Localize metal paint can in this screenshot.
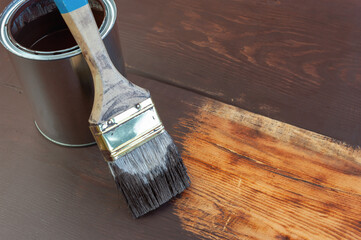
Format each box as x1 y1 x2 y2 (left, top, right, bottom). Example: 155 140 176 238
0 0 125 146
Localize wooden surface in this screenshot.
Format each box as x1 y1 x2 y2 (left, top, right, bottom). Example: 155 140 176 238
2 0 361 239
114 0 361 147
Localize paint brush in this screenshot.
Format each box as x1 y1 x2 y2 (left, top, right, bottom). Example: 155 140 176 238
53 0 190 217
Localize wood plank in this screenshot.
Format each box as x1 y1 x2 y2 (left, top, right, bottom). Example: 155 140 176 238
0 76 198 240
1 65 361 239
175 102 361 240
133 74 361 240
2 0 361 146
1 1 361 237
112 0 361 146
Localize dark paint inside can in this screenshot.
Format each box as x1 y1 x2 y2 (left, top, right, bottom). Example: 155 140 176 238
8 0 105 52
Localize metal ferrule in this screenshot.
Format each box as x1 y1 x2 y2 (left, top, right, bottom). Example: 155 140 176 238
89 98 165 162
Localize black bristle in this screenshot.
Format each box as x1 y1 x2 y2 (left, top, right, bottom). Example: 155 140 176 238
108 131 190 218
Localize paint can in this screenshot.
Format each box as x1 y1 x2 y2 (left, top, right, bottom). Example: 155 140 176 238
0 0 125 147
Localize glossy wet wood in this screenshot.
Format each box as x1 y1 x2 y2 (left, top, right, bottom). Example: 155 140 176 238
2 0 361 239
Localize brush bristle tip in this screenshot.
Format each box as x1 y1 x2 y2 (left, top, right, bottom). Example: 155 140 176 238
108 131 190 217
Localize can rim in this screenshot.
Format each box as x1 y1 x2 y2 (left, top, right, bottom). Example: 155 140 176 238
0 0 117 61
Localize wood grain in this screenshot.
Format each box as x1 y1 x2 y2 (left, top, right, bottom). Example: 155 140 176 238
130 74 361 239
3 0 361 145
113 0 361 146
133 74 361 239
2 0 361 239
173 98 361 239
1 66 361 239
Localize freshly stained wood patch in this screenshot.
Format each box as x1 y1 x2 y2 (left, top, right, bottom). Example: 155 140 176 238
173 98 361 239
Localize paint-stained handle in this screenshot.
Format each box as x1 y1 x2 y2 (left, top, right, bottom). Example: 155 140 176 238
53 0 149 124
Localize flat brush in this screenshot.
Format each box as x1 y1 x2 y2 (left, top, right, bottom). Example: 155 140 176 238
53 0 190 217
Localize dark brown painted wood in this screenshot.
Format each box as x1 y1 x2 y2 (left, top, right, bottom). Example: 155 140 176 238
2 71 361 239
0 74 198 240
2 0 361 145
2 0 361 239
112 0 361 146
133 74 361 240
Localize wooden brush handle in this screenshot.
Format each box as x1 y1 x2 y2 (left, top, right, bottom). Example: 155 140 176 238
54 0 150 124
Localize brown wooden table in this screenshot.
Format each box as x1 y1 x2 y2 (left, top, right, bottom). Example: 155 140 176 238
1 0 361 239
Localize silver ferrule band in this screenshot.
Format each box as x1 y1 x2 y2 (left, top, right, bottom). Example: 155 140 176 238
90 98 165 162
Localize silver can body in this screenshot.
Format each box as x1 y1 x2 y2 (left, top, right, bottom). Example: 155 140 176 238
0 0 125 146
